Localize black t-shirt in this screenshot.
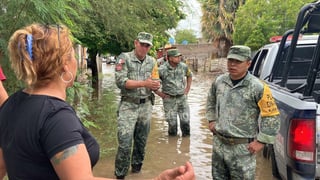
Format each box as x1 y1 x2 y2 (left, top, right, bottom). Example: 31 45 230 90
0 90 99 179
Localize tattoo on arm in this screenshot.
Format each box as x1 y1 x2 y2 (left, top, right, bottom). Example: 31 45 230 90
51 145 79 165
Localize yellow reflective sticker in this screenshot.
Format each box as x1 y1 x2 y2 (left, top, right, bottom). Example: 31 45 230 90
258 84 280 117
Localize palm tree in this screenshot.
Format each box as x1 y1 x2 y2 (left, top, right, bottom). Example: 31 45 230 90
201 0 245 57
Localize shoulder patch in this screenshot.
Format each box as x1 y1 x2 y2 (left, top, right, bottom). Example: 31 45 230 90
119 59 125 64
116 58 125 71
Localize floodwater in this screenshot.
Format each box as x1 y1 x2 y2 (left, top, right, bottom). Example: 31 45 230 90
92 64 275 180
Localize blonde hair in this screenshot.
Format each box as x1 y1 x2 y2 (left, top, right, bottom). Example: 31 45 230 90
8 23 73 89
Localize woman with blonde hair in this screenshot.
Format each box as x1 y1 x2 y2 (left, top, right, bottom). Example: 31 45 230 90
0 23 194 180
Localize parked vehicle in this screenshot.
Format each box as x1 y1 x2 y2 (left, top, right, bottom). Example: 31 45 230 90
250 35 318 81
106 56 116 64
249 1 320 179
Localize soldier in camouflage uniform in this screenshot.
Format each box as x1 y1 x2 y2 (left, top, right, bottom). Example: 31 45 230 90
206 45 280 180
114 32 161 179
157 55 167 66
155 49 192 136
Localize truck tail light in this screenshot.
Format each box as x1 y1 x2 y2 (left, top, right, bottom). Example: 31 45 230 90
288 119 315 163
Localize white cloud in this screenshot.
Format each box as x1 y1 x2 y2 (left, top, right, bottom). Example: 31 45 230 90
177 0 202 38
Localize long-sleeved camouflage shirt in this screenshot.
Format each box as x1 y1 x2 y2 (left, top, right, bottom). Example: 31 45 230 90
158 62 192 96
115 50 158 99
206 73 280 144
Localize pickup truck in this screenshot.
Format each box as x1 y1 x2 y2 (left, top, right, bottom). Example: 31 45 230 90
249 1 320 179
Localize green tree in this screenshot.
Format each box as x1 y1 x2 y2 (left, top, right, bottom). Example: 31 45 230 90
0 0 185 89
76 0 185 82
175 29 198 44
233 0 311 50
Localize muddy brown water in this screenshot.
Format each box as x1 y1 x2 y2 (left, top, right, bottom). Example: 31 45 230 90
92 64 275 179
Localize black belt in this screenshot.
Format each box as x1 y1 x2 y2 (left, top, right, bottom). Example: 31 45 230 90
214 131 254 145
121 96 150 104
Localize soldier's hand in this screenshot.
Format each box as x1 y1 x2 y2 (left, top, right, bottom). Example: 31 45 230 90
144 78 160 91
208 121 216 134
184 87 190 95
156 91 169 99
247 140 265 154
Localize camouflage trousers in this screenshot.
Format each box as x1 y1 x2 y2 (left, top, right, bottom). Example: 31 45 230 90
114 100 152 177
163 95 190 136
211 136 256 180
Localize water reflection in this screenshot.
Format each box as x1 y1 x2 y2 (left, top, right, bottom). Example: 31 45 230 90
93 64 273 179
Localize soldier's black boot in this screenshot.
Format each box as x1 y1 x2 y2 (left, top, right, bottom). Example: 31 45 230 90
182 131 190 137
168 125 177 136
131 163 142 173
182 124 190 137
168 130 177 136
116 175 125 179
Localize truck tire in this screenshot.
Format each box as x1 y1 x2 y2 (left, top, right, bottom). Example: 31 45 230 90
270 145 282 179
263 144 271 159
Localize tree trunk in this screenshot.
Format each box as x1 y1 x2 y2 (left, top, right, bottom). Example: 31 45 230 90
87 48 99 85
213 36 232 58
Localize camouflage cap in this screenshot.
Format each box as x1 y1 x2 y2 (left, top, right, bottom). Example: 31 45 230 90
167 49 182 57
137 32 153 46
227 45 251 61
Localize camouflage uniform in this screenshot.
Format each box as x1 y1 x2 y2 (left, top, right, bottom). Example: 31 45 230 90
114 49 158 177
158 60 193 136
206 72 280 179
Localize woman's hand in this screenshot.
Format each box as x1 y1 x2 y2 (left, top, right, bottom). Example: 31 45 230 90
154 162 195 180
